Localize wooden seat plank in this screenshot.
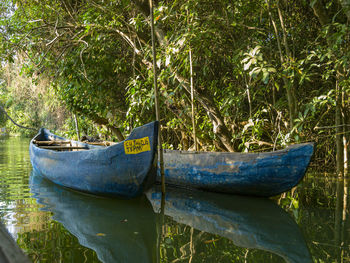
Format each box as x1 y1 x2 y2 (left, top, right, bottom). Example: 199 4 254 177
34 140 71 145
39 146 88 150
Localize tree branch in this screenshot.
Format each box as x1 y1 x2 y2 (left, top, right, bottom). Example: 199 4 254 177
0 105 37 131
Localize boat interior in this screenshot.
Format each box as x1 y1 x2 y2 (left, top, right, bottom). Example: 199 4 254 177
33 139 88 151
32 138 115 151
32 128 118 151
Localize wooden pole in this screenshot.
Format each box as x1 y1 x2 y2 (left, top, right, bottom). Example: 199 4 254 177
343 90 348 174
189 48 198 151
149 0 165 194
336 78 344 176
73 114 81 141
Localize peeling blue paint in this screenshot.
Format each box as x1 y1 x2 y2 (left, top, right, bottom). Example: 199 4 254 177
30 121 159 198
157 143 314 197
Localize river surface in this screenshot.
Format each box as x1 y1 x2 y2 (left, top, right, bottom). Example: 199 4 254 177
0 137 348 263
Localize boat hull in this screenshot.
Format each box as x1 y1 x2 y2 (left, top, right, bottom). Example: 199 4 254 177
30 121 158 198
157 143 314 197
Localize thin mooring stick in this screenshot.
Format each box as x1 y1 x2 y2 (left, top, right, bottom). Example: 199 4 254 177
149 0 165 194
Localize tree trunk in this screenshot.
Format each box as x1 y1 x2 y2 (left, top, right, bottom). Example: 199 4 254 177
312 0 331 26
173 75 235 152
162 93 226 150
181 129 189 150
83 111 125 141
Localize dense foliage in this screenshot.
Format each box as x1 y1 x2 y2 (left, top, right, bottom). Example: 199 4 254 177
0 0 349 171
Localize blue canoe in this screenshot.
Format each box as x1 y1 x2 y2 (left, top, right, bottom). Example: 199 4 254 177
158 142 314 197
29 121 158 198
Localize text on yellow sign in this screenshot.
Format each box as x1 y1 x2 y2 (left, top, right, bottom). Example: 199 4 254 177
124 137 151 154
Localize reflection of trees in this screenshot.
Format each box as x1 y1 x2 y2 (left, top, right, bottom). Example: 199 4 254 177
0 138 31 200
17 221 100 262
0 137 32 233
280 176 350 263
0 138 99 262
158 219 284 263
13 199 49 233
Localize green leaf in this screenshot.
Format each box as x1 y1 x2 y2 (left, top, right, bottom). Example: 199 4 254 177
243 60 252 70
274 82 280 91
262 71 269 84
249 67 261 78
251 45 261 56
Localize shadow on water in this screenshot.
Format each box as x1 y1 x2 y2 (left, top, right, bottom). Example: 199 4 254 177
29 171 157 263
147 186 312 263
30 170 311 263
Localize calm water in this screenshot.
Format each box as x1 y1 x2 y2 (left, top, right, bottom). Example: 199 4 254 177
0 137 349 263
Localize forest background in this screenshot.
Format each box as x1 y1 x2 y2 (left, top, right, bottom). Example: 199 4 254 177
0 0 349 174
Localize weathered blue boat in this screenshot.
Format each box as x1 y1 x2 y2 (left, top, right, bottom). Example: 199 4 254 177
29 121 158 198
158 142 314 197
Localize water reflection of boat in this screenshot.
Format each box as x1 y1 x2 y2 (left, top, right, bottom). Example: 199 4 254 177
146 186 312 263
30 170 312 263
29 171 157 263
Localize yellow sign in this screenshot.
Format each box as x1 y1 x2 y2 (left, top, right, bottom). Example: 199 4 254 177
124 137 151 154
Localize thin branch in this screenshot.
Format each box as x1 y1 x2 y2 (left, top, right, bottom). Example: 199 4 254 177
0 105 37 131
237 23 267 31
76 38 91 82
315 124 350 130
58 0 76 22
46 19 60 46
